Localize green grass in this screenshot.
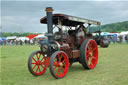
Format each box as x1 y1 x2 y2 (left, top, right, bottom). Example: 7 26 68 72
0 44 128 85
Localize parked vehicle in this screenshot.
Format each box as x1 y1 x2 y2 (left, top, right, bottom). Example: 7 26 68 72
93 31 109 48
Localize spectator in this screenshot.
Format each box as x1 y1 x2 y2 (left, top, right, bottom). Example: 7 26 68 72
0 40 3 45
20 40 23 45
30 39 33 45
25 40 27 45
28 40 30 45
125 35 128 43
118 35 123 43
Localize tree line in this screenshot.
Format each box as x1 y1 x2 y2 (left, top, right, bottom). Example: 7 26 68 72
1 21 128 37
90 21 128 32
1 32 39 37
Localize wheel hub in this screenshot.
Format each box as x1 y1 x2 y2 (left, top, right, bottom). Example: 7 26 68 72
36 61 41 65
59 62 63 66
55 62 63 67
89 51 93 57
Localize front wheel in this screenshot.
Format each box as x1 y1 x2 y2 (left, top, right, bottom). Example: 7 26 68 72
49 51 69 79
80 39 98 69
28 50 47 76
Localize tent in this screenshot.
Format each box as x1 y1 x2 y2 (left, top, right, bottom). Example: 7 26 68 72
120 31 128 35
92 32 110 36
0 37 6 41
34 34 47 38
120 31 128 41
16 37 29 41
26 34 38 40
100 32 109 36
6 36 17 40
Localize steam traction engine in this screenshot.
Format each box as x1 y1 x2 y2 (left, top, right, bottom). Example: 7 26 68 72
28 7 101 79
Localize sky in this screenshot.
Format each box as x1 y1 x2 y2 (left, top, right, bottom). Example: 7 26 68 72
1 0 128 33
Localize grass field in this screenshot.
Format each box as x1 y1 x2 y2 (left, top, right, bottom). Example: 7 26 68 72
0 44 128 85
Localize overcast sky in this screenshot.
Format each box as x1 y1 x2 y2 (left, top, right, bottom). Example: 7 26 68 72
1 0 128 33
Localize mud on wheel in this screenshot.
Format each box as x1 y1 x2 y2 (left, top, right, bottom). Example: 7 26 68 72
80 39 98 69
49 51 69 79
28 50 47 76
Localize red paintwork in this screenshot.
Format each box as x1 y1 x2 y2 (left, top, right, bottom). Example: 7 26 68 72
30 51 50 75
26 34 38 40
109 32 119 33
28 8 100 78
85 40 98 69
43 57 51 67
52 52 69 78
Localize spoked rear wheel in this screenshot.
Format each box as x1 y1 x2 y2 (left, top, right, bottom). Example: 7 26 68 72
28 50 47 76
80 39 98 69
50 51 69 79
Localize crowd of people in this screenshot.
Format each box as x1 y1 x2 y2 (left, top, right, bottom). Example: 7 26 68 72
0 39 39 45
103 34 128 44
0 34 128 46
125 35 128 43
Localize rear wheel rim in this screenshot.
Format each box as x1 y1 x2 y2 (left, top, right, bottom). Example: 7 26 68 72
50 51 69 78
29 51 47 75
86 40 98 69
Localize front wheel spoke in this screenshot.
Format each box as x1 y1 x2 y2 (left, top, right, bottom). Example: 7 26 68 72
53 66 57 71
32 57 37 62
41 61 45 64
61 66 65 71
36 54 39 61
54 58 58 65
56 67 60 75
53 62 58 66
58 56 62 62
31 63 36 64
54 58 57 62
38 53 41 60
32 64 37 70
38 66 41 73
62 60 65 63
36 65 39 73
58 54 62 58
40 57 45 62
58 67 61 74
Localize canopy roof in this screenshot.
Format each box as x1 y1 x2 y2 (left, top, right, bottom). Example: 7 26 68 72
34 34 47 38
16 37 29 41
0 37 6 41
40 14 101 26
120 31 128 35
26 34 38 40
6 36 17 40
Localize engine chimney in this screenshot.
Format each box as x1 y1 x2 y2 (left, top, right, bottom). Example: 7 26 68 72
45 7 54 41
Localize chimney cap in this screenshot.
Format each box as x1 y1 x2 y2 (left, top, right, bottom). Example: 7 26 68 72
45 7 54 12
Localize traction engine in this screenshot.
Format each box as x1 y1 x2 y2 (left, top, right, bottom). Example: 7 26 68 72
28 7 100 79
